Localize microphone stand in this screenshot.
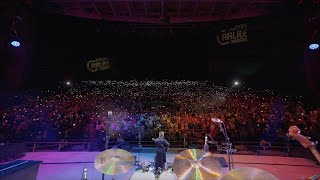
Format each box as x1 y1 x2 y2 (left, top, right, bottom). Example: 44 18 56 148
138 131 141 163
212 118 236 170
204 134 209 152
81 166 87 180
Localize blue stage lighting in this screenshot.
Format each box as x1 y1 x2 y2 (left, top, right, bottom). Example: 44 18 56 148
11 40 21 47
309 43 319 50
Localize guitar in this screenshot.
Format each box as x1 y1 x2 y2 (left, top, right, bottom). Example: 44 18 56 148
287 126 320 164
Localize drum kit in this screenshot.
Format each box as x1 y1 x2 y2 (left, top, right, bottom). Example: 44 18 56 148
94 148 280 180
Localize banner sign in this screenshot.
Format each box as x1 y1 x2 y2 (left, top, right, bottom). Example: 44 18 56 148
87 57 111 72
216 24 248 45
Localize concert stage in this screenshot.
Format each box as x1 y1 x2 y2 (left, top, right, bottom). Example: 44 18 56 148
17 150 320 180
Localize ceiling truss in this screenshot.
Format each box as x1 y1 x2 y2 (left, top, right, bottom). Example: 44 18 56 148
46 0 282 24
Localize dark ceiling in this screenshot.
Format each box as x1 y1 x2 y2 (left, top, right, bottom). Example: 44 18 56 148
45 0 283 24
1 0 320 99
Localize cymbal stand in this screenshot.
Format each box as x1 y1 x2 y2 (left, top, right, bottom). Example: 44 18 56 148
217 122 236 170
105 135 110 150
101 174 116 180
82 166 87 180
137 131 141 164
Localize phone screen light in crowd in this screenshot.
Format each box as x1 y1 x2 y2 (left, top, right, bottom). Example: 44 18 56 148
309 43 319 50
234 81 239 86
66 81 71 86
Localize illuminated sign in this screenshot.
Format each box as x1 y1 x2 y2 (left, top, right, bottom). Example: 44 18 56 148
216 24 248 45
86 57 111 72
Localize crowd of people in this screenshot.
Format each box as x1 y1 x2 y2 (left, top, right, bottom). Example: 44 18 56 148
0 80 319 147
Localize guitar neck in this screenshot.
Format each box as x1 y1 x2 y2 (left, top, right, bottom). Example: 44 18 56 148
309 146 320 164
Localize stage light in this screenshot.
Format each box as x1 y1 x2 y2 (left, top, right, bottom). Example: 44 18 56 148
66 81 71 86
234 81 239 86
10 40 21 47
9 16 23 48
309 43 319 50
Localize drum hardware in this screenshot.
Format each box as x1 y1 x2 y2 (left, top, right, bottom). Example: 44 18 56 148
137 160 152 172
130 170 156 180
158 170 178 180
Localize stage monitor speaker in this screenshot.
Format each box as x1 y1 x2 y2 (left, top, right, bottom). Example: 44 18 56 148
0 143 26 162
0 160 42 180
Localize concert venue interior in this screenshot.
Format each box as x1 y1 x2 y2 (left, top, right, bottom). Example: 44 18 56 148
1 0 320 180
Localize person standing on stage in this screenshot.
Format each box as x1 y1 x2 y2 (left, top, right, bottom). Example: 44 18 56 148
152 131 170 174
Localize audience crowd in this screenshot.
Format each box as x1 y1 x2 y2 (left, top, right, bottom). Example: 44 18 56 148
0 81 319 146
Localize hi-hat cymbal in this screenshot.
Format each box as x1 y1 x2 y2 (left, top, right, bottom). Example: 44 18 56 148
173 149 222 180
221 167 279 180
94 148 135 175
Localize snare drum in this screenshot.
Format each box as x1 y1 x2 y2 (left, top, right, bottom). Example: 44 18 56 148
159 171 178 180
130 170 155 180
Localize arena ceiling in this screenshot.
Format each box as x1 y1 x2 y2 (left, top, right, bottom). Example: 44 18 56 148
38 0 319 57
2 1 318 33
0 0 319 93
45 0 283 24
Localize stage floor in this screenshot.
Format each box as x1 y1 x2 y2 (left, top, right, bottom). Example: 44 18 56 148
17 151 320 180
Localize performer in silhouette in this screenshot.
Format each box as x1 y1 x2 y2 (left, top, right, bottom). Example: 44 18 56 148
152 131 170 175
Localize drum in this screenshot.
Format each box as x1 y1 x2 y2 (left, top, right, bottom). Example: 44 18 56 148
130 170 155 180
159 170 178 180
139 160 152 172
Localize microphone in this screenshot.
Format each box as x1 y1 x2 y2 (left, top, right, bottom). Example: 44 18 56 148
82 167 87 180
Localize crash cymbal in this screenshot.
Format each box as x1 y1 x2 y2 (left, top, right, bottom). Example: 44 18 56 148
221 167 279 180
94 148 135 175
173 149 222 180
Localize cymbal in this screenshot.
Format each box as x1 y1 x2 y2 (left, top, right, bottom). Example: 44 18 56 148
173 149 222 180
221 167 279 180
94 148 135 175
